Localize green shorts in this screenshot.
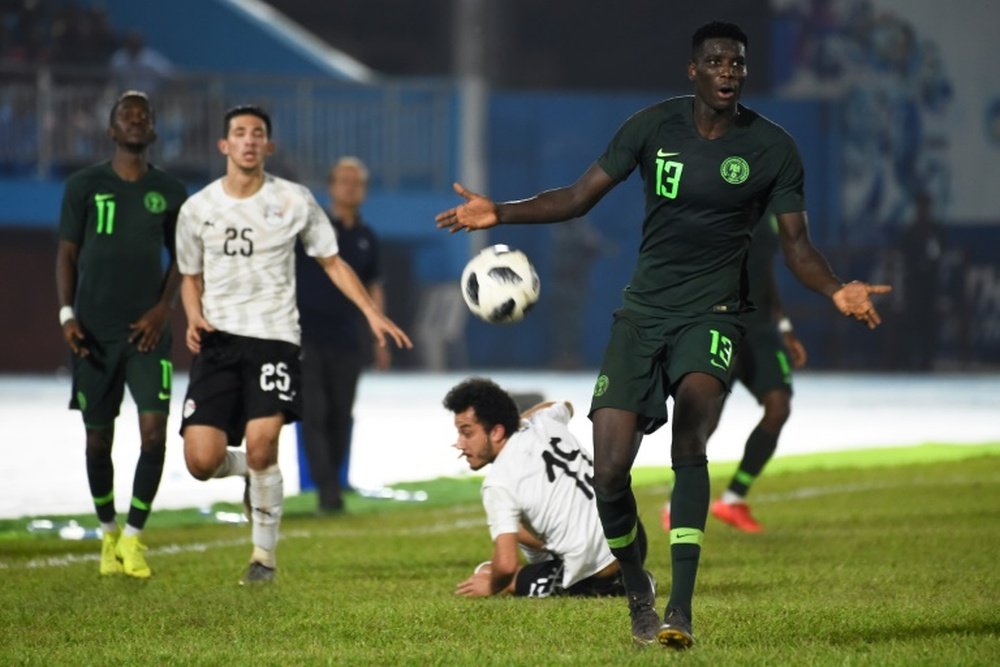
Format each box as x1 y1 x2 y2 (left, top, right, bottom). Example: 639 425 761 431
589 309 744 434
69 332 173 428
733 322 794 399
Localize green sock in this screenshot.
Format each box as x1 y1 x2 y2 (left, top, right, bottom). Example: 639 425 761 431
86 451 116 524
595 483 650 594
126 448 165 530
667 457 709 619
729 426 779 497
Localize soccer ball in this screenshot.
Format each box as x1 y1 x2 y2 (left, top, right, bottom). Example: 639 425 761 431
460 244 540 324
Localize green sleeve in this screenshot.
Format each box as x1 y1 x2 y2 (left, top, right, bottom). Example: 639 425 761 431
58 175 88 244
767 136 806 215
597 109 647 183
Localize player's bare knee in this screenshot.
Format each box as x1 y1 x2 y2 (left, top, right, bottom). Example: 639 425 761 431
592 462 631 497
84 428 114 457
139 438 166 457
245 445 278 472
183 440 225 480
138 415 167 449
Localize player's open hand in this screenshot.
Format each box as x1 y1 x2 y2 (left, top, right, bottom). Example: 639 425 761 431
368 313 413 351
783 332 808 368
129 302 170 352
185 316 215 354
832 280 893 330
435 182 499 233
455 568 493 597
62 319 90 357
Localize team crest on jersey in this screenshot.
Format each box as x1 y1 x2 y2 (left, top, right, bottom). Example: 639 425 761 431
720 156 750 184
593 374 609 397
144 191 166 213
264 205 285 227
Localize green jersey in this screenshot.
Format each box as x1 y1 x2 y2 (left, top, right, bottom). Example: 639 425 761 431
597 95 804 316
59 161 187 339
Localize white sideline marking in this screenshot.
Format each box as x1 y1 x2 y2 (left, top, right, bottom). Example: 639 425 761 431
0 518 485 571
752 473 1000 503
5 473 997 571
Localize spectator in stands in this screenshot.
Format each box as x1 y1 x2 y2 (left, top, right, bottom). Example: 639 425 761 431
296 156 390 514
109 30 173 94
52 2 117 67
897 193 945 370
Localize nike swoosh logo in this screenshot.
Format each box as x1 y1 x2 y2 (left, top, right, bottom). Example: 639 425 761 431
656 150 680 158
158 392 171 400
674 532 699 539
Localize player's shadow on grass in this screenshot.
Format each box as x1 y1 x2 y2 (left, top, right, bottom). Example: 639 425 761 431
695 579 778 596
826 619 1000 646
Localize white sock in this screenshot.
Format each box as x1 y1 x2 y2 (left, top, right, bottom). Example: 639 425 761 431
249 464 283 564
212 449 248 479
123 524 141 538
721 490 746 505
101 521 119 536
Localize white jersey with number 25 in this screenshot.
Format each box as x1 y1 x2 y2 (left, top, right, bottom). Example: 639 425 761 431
176 173 338 346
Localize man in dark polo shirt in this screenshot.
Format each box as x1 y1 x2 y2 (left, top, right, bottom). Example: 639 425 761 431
296 157 389 514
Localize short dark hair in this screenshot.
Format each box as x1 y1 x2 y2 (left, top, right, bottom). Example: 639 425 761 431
691 21 748 58
223 104 272 138
443 378 520 439
109 90 152 126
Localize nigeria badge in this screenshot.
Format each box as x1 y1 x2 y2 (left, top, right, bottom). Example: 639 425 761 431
720 156 749 185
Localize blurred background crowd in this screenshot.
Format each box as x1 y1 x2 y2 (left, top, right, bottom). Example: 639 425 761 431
1 0 998 375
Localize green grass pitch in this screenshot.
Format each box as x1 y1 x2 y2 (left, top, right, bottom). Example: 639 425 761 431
1 443 998 665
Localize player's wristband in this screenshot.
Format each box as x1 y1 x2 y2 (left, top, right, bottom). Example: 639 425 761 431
59 305 76 326
777 317 793 334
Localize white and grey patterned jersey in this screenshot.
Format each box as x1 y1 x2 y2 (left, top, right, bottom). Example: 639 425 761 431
481 402 615 588
176 173 338 345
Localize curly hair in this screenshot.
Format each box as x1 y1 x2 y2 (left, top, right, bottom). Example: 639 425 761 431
443 377 519 438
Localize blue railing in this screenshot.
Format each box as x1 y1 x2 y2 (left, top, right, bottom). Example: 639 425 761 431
0 64 457 192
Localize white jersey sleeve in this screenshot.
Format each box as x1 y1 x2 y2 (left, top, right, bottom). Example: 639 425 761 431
176 196 204 276
298 189 339 258
481 485 520 540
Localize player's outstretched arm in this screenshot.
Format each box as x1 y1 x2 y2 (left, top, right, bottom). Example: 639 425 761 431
317 254 413 350
777 211 892 329
435 182 499 233
435 162 617 233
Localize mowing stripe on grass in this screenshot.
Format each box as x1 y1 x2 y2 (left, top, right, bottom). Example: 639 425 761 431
0 517 485 571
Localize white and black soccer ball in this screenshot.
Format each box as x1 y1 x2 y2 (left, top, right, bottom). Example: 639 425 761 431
460 244 540 324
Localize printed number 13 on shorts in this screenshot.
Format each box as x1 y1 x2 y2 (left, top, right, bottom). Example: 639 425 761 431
709 329 733 370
